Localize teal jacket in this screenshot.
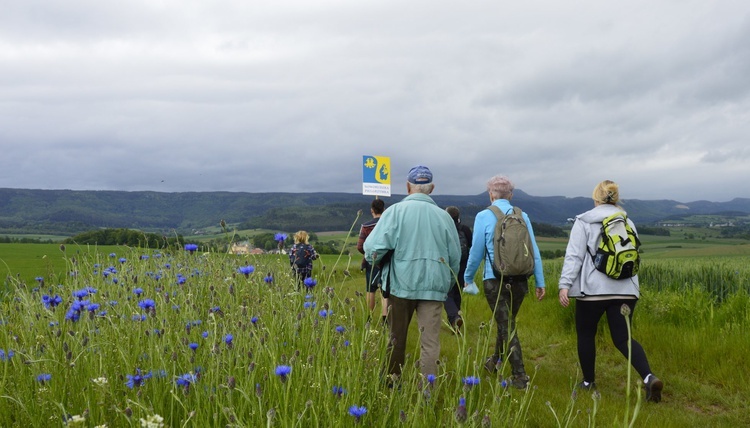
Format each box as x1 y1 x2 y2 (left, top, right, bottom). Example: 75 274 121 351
463 199 546 288
364 193 461 301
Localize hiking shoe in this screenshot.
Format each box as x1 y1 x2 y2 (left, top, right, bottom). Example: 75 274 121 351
577 381 597 391
508 374 529 390
483 356 500 374
644 376 663 403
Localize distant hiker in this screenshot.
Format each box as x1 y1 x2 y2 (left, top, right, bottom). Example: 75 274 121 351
357 198 388 323
364 165 461 380
443 206 472 333
558 180 663 402
463 174 546 389
289 230 319 286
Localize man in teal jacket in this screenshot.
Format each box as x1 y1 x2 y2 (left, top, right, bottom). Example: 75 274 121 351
464 174 546 389
364 165 461 379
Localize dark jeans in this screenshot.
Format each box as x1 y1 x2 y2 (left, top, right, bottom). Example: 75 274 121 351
575 299 652 383
484 277 528 376
364 263 381 293
443 282 462 324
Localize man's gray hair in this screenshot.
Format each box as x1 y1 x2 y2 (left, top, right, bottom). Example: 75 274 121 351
487 175 514 200
409 182 434 195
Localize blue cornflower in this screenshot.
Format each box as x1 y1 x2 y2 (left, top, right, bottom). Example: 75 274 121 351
263 275 273 283
224 334 234 346
35 276 44 282
36 373 52 383
109 300 118 306
87 303 100 312
238 265 255 276
463 376 480 387
0 349 15 361
109 253 116 258
210 306 221 313
251 316 258 324
49 321 59 327
427 374 436 385
65 309 80 322
97 310 107 317
335 325 346 334
305 294 314 300
119 257 127 264
344 340 350 347
74 299 90 309
304 277 317 288
348 405 367 422
303 301 316 309
72 289 89 300
138 299 156 311
201 331 209 338
133 288 144 296
189 342 199 351
332 385 346 397
42 294 63 308
455 397 467 423
185 244 199 253
274 233 287 243
132 314 147 321
175 373 197 388
140 255 149 260
318 309 330 318
177 275 187 285
275 365 292 382
501 379 508 388
125 369 151 389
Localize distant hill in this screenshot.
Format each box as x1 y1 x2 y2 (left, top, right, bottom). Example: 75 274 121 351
1 188 749 236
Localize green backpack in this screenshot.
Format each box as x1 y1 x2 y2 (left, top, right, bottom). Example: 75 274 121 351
589 212 641 279
488 206 535 278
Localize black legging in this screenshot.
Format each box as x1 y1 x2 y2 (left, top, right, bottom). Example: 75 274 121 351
575 299 652 383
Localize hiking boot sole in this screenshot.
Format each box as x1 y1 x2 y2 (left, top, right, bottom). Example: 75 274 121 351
646 378 663 403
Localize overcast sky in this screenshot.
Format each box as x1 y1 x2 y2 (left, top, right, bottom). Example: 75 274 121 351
1 1 748 202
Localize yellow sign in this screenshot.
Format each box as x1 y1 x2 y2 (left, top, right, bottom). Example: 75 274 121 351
362 155 391 196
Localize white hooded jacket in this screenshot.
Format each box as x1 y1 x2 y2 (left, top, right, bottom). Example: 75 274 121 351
558 204 640 298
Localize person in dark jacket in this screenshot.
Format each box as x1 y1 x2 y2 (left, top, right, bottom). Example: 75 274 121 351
289 230 319 287
443 206 472 333
357 198 387 323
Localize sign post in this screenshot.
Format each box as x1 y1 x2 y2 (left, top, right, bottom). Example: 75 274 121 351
362 155 391 197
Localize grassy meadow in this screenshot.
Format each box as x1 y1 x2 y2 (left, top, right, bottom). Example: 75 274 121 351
0 230 748 427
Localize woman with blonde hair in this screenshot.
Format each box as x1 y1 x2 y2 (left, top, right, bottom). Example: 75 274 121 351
558 180 664 402
289 230 319 286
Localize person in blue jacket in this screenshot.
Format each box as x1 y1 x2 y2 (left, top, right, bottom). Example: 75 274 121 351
464 174 546 389
364 165 461 380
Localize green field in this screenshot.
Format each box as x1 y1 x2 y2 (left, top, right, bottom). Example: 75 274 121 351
0 233 748 426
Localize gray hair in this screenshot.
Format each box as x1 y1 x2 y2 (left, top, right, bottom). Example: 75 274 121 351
408 182 434 195
486 175 514 200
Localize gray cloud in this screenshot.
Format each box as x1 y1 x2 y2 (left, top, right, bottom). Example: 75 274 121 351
1 0 749 203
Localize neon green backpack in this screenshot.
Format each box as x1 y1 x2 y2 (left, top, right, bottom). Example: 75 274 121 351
589 212 641 279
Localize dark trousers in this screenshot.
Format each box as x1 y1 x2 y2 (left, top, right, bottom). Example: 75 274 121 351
443 282 462 324
575 299 652 383
484 277 528 376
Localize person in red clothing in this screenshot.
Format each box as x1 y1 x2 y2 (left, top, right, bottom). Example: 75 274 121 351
357 198 387 323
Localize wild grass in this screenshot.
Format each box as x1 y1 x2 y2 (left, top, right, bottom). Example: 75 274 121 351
0 240 748 426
